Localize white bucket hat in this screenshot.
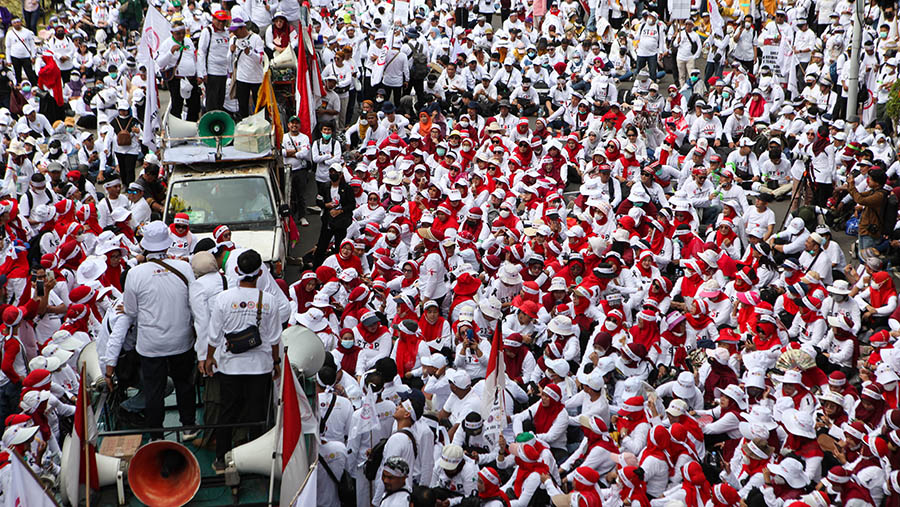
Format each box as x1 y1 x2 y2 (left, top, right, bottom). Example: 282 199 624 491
139 221 172 252
548 315 575 336
499 264 523 285
297 308 327 332
743 404 777 430
767 457 809 488
714 384 748 410
672 371 699 399
782 408 816 439
479 297 502 320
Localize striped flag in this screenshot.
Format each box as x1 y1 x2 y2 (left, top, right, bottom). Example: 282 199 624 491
280 354 311 504
296 20 323 136
64 366 99 507
480 319 506 447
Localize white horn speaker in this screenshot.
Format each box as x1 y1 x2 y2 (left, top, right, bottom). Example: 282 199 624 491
77 341 103 390
60 434 125 504
271 47 297 69
166 116 198 146
282 326 326 378
225 426 282 479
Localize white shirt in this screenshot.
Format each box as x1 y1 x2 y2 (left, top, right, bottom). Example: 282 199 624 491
190 270 227 362
156 37 198 78
197 27 231 78
5 27 36 61
283 132 311 171
208 285 288 375
107 255 195 362
230 33 266 84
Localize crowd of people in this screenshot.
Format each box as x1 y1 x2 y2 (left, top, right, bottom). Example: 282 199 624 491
0 0 899 505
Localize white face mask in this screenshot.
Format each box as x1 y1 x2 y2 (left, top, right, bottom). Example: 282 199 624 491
462 145 472 152
499 209 511 218
459 121 469 128
605 320 617 331
386 232 398 241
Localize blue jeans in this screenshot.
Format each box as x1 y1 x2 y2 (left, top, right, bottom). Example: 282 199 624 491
859 234 879 260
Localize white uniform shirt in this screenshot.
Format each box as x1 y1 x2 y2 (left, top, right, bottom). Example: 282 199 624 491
208 285 288 375
156 37 198 78
108 255 195 362
197 26 231 78
230 32 266 84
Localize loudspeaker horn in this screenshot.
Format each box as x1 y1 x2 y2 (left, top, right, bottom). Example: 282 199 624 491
197 110 235 148
167 115 199 143
127 441 201 507
282 325 326 377
77 341 103 390
226 426 280 479
60 434 126 504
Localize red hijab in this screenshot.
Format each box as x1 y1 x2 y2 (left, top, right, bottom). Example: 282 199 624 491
533 383 565 433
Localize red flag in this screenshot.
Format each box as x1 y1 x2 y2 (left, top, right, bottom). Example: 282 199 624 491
280 354 310 503
480 319 506 446
484 319 504 379
296 22 313 137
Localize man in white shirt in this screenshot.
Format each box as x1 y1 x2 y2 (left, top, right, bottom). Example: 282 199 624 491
5 18 37 84
15 103 53 139
104 221 197 440
379 39 409 107
228 18 266 119
635 11 666 81
197 10 233 112
125 182 152 226
156 21 201 121
97 176 129 228
283 116 312 226
202 249 288 472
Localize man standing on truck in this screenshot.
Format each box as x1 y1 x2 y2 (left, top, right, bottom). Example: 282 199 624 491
198 11 233 113
228 18 266 120
157 21 202 121
283 116 312 227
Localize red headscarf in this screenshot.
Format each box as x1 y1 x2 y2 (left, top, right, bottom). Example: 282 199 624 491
478 468 510 507
512 444 549 497
619 466 651 507
533 383 565 433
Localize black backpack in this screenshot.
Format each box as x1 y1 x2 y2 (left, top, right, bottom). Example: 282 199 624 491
363 429 418 480
881 188 899 236
411 42 429 80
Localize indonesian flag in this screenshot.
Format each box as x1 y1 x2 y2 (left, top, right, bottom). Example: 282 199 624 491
280 354 313 504
708 0 724 38
7 449 57 506
480 319 506 447
296 20 324 137
142 55 160 151
64 365 99 507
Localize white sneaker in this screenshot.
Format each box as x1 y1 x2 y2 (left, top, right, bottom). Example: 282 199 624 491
300 218 310 227
307 206 322 213
181 429 201 441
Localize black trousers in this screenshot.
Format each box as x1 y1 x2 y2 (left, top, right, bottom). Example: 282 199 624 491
169 76 202 121
11 56 37 85
236 80 260 119
384 85 404 108
205 74 228 112
315 215 349 264
140 349 196 439
291 169 309 219
214 372 272 459
115 152 139 187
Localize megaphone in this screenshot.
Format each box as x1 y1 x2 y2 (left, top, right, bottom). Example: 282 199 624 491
167 115 199 146
128 441 201 507
226 426 280 479
197 110 235 148
271 47 297 69
60 434 126 504
282 326 326 378
77 341 103 390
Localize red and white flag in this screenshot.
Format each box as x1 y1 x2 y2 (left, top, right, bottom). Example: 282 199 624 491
64 366 99 507
7 449 58 506
296 20 323 137
480 320 507 446
280 355 313 504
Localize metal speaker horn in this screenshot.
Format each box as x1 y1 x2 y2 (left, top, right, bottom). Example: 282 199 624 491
197 110 235 148
60 435 125 502
226 426 281 478
166 116 198 145
127 441 201 507
281 325 326 377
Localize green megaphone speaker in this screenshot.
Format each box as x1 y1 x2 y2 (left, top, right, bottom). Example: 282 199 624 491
197 110 235 148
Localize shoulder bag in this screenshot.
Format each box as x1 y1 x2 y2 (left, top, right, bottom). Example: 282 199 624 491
224 290 264 354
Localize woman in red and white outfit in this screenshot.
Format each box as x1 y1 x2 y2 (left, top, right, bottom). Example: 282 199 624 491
168 212 195 259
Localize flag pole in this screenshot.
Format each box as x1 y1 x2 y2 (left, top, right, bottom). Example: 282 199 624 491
81 363 91 507
268 346 288 506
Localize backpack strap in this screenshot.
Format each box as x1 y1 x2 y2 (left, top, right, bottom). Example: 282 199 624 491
319 392 338 434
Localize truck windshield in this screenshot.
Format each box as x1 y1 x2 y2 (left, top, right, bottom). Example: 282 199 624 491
166 176 276 231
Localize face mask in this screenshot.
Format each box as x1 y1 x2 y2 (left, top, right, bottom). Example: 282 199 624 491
459 121 469 128
376 97 384 102
723 92 730 99
462 145 472 152
22 86 31 93
605 320 617 331
744 22 752 28
436 147 446 156
66 127 74 133
882 32 889 39
690 76 698 82
110 72 118 79
322 133 332 141
386 232 398 241
50 147 60 155
341 339 355 348
499 209 511 218
329 172 341 182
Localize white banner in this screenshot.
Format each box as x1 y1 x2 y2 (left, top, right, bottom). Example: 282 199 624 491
143 56 159 151
7 451 58 507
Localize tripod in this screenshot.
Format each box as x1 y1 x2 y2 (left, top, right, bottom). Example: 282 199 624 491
779 159 816 231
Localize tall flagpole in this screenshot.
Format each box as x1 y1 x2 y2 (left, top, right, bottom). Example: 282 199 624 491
268 347 288 506
82 364 91 507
